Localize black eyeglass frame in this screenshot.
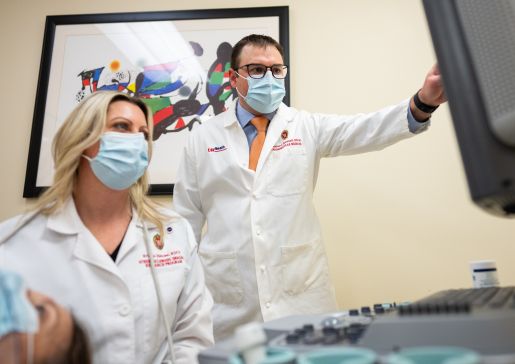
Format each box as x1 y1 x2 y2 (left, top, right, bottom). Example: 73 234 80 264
237 63 289 79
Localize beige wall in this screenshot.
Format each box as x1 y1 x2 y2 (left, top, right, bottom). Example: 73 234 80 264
1 0 514 310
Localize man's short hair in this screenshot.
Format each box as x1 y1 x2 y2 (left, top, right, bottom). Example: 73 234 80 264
231 34 284 70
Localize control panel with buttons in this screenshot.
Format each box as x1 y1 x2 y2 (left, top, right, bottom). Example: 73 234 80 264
199 289 515 364
268 304 393 352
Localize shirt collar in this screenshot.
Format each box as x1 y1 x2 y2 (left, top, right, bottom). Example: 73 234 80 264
236 100 277 128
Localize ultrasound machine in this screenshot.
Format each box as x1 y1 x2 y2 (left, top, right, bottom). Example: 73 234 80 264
199 0 515 362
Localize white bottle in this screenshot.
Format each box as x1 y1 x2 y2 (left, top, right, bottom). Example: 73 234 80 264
470 260 500 288
234 322 267 364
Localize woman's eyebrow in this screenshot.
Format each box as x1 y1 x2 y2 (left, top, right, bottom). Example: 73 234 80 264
109 116 133 123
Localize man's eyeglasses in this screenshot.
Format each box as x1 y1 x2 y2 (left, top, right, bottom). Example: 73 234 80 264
237 64 288 79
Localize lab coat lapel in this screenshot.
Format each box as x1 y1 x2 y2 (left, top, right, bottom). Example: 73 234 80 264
47 198 124 281
224 104 249 168
255 103 292 178
114 207 140 264
72 230 124 281
223 106 254 188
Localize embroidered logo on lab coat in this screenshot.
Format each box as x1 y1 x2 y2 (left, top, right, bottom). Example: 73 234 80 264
153 233 164 250
281 130 288 140
138 250 185 268
272 138 303 151
207 145 227 153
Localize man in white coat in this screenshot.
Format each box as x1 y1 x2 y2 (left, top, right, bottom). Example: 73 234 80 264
173 34 446 341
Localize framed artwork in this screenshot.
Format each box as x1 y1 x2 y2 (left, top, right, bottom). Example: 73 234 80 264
23 6 289 197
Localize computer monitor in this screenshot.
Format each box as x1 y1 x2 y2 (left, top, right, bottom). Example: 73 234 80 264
422 0 515 217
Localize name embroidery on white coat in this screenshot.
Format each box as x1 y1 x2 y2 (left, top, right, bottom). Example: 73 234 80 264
207 145 227 153
272 138 303 151
138 250 184 268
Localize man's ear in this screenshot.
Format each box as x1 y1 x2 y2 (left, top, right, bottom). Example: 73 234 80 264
229 69 238 88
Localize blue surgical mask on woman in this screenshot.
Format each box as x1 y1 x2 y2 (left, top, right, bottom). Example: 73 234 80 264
82 132 148 190
0 270 39 338
237 71 286 114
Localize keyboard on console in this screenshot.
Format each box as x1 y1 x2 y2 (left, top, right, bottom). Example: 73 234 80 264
408 286 515 311
360 286 515 355
267 287 515 356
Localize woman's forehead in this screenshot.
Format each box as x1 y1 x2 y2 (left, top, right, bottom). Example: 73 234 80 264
107 101 148 128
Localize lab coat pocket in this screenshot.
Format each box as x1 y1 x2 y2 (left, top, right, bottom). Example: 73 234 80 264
280 240 326 296
266 147 307 196
198 250 244 305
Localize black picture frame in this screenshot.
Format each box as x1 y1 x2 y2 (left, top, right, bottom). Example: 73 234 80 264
23 6 290 197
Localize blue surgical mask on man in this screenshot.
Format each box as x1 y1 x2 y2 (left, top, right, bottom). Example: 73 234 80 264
237 71 286 114
82 132 148 190
0 270 39 338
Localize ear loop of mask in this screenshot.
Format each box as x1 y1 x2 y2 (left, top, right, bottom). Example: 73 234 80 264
233 71 249 100
26 333 34 364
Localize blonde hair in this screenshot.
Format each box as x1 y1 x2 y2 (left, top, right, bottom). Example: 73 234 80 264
34 91 169 235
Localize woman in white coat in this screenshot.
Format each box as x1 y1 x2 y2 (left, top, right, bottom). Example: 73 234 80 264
0 91 214 363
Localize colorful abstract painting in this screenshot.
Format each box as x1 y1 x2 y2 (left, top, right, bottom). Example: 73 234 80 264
75 41 235 141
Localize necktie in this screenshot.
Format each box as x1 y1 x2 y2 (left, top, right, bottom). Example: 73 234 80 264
248 116 269 171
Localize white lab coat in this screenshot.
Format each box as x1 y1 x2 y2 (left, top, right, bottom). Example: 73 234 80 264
173 100 417 340
0 198 214 364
